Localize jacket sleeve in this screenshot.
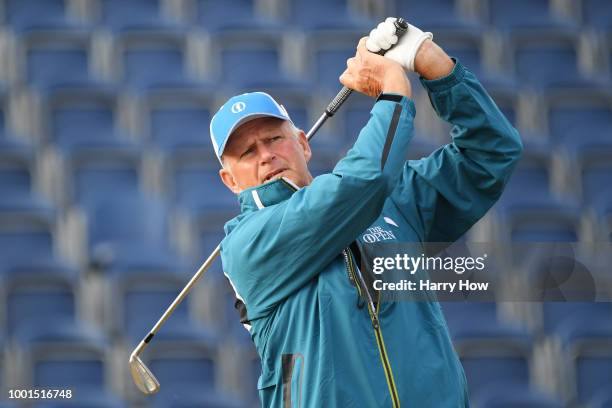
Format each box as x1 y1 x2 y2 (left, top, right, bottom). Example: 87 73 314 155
390 60 523 243
222 96 416 319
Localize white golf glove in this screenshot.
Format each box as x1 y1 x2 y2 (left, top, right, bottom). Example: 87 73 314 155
366 17 433 72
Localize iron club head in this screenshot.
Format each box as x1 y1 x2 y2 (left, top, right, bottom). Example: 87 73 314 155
129 353 160 394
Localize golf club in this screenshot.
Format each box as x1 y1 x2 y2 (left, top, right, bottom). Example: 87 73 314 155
129 18 409 395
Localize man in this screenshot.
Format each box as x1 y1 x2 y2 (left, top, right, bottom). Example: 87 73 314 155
210 18 522 407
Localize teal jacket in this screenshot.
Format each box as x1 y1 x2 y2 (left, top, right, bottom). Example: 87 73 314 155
221 61 522 407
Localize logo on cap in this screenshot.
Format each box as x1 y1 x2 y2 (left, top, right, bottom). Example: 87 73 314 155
231 102 246 113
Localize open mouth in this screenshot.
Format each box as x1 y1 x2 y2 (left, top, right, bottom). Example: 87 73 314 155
263 169 286 183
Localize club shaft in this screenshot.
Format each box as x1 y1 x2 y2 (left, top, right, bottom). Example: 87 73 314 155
133 244 221 355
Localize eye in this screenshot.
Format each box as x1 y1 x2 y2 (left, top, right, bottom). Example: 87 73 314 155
240 146 254 158
270 135 283 142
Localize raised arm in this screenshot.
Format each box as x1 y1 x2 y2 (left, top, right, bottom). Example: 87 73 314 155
392 39 523 242
222 40 417 318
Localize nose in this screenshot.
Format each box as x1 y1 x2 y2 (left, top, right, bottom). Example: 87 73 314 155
258 143 276 164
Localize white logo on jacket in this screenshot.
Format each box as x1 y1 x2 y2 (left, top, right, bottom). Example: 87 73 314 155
362 226 396 243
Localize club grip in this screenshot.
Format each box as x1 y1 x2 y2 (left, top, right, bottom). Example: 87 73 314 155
325 86 352 116
325 18 409 117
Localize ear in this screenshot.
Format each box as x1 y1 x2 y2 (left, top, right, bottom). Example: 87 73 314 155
297 130 312 163
219 167 241 194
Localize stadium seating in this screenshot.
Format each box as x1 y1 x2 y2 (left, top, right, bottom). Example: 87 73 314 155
473 384 564 408
196 0 276 32
307 30 364 89
581 0 612 32
3 0 78 31
392 0 480 31
285 0 372 31
167 159 238 212
214 30 304 89
509 29 592 88
3 261 78 335
143 88 215 150
84 191 179 270
19 29 97 89
555 312 612 405
0 203 57 270
114 30 199 89
14 320 113 395
482 0 576 30
44 87 131 149
96 0 176 30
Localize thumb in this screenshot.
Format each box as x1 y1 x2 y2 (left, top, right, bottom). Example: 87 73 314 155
339 69 356 89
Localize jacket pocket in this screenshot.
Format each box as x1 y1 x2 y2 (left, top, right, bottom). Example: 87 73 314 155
282 353 304 408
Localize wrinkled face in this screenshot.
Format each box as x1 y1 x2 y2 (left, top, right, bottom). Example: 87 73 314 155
219 117 313 194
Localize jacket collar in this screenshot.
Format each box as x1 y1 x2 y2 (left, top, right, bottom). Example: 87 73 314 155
238 177 299 213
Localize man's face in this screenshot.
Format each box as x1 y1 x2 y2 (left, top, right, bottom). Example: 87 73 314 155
219 117 313 194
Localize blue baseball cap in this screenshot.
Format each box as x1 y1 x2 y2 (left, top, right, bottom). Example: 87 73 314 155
210 92 293 164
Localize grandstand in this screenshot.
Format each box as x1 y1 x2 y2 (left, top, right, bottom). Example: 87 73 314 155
0 0 611 407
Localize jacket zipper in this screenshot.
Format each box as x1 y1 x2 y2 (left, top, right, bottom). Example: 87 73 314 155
344 248 400 408
280 177 400 407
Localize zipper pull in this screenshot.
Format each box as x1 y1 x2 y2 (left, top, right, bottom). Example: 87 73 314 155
371 315 380 330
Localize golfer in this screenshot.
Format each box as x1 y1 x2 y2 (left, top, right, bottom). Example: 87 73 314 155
209 17 522 407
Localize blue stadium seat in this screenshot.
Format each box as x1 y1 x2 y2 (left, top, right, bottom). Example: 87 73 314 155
3 261 78 336
215 30 304 89
167 156 238 212
0 204 57 271
97 0 176 30
84 192 177 270
308 31 363 90
456 326 533 398
544 88 612 146
483 0 575 30
131 332 220 402
61 148 142 207
144 89 215 150
151 387 245 408
392 0 480 31
197 0 277 32
108 270 196 340
4 0 79 31
502 142 553 197
579 149 612 205
16 320 110 393
21 30 98 89
590 389 612 408
116 31 200 89
286 0 372 31
434 31 485 77
474 383 564 408
555 312 612 404
581 0 612 32
541 302 611 334
502 204 581 242
45 87 133 149
0 148 36 204
510 30 592 88
440 301 498 335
